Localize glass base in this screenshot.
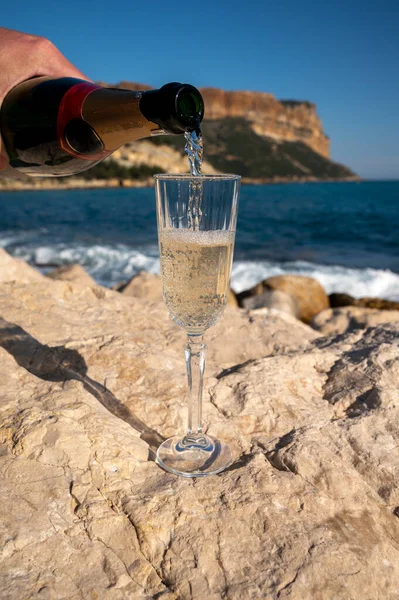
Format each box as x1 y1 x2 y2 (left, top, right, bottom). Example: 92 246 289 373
156 434 232 478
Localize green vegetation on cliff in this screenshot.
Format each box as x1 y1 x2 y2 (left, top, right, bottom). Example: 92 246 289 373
150 117 355 180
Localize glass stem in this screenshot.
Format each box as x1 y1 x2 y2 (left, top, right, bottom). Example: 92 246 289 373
184 335 206 437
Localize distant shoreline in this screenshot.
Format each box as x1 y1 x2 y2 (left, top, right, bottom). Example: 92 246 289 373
0 175 361 192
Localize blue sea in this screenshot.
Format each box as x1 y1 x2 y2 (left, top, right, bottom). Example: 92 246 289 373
0 180 398 299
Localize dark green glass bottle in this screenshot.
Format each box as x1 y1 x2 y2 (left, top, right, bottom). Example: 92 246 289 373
0 78 204 177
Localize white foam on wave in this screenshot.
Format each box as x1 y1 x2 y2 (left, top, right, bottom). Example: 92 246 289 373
0 229 47 249
6 241 399 300
231 260 399 301
13 243 160 286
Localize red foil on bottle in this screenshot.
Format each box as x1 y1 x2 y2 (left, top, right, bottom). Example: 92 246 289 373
57 82 108 160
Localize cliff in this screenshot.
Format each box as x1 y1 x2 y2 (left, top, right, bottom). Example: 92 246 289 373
201 88 330 158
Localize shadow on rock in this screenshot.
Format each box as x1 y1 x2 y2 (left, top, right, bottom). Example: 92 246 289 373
0 317 164 459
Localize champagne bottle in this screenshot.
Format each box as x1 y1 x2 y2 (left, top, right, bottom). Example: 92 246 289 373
0 77 204 177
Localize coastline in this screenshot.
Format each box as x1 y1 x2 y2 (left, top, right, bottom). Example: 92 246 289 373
0 174 361 192
0 180 397 303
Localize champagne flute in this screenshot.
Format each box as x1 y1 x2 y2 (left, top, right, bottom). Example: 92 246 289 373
155 174 240 477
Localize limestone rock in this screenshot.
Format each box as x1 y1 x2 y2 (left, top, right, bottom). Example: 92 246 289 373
46 263 97 286
201 88 330 158
240 288 300 317
329 292 357 307
0 247 43 283
118 271 163 300
227 288 238 307
113 140 219 175
330 292 399 311
358 296 399 310
238 274 329 323
0 252 399 599
236 280 264 306
265 274 329 323
312 306 399 335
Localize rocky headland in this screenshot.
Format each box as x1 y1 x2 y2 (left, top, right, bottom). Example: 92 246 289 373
0 250 398 599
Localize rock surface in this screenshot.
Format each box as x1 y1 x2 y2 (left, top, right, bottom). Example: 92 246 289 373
312 306 399 335
113 141 218 175
239 288 300 317
117 271 163 300
330 292 399 311
46 263 97 286
358 297 399 310
0 251 399 599
0 248 44 284
201 88 330 158
238 274 329 323
227 289 238 307
265 274 330 323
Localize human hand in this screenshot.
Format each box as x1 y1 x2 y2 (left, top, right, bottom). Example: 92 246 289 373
0 27 89 171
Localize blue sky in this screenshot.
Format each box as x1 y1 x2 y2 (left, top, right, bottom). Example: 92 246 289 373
3 0 399 178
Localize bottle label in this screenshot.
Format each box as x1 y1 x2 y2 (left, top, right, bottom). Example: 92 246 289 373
57 82 109 160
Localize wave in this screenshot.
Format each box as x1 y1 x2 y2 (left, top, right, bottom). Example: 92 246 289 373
10 242 160 287
2 237 399 300
231 261 399 300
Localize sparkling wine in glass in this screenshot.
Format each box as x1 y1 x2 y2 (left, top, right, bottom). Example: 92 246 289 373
155 174 240 477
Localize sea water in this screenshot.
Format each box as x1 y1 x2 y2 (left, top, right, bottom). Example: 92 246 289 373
0 181 398 299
